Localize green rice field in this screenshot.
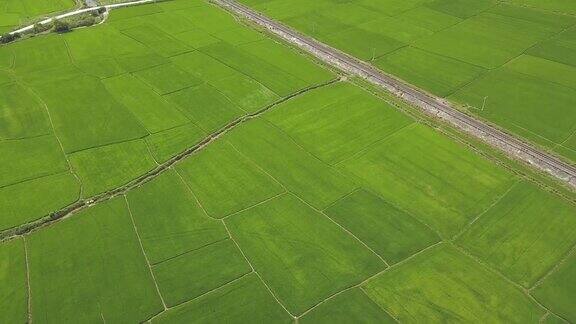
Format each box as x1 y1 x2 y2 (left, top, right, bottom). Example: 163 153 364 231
0 0 575 322
239 0 576 162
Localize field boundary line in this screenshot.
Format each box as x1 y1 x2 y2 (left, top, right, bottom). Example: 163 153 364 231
296 241 443 318
221 219 296 318
0 79 338 243
174 168 219 220
451 180 519 242
221 191 288 220
23 236 33 324
529 241 576 292
142 271 254 323
291 193 390 267
150 238 230 267
213 0 576 190
358 287 400 323
124 196 168 311
451 243 570 322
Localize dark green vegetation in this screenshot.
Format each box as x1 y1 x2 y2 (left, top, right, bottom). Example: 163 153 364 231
239 0 576 162
0 0 575 322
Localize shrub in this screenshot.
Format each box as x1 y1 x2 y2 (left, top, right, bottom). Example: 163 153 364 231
0 33 19 44
53 19 71 33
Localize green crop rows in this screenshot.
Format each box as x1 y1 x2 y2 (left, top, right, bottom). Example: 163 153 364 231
240 0 576 162
0 0 575 322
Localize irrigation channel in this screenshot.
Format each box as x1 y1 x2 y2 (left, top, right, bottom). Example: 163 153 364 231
213 0 576 190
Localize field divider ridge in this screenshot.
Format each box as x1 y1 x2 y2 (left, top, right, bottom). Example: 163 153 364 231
211 0 576 190
0 78 340 243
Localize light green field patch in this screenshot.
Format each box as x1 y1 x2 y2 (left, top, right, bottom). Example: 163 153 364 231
227 120 357 210
11 35 70 73
0 83 51 139
238 38 335 85
144 11 199 35
115 52 169 72
177 3 240 33
375 47 486 96
425 0 497 19
210 73 279 113
153 239 251 307
0 238 27 324
414 12 560 68
165 84 244 132
144 123 205 163
282 12 352 40
103 74 189 133
363 244 543 322
325 189 440 264
226 194 385 314
107 2 163 21
213 26 265 46
134 63 203 95
300 288 395 324
358 16 434 43
177 140 284 219
266 82 413 164
153 273 292 323
28 198 162 323
451 68 576 146
323 3 380 26
324 27 405 61
69 139 156 197
200 42 308 96
506 55 576 90
74 57 126 79
171 51 237 84
172 29 221 49
32 74 148 153
339 124 516 238
0 135 68 187
121 24 191 57
126 170 227 264
64 25 149 61
397 6 462 31
0 172 79 231
533 252 576 323
488 4 576 29
357 0 430 16
457 181 576 287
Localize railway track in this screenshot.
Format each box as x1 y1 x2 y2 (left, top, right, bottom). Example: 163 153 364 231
214 0 576 189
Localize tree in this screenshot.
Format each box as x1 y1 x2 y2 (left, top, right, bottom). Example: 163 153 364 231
0 33 19 44
53 19 71 33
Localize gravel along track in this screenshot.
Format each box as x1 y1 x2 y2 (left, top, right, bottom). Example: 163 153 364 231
213 0 576 190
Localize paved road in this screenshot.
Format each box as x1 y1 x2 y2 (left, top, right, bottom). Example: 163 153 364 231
214 0 576 189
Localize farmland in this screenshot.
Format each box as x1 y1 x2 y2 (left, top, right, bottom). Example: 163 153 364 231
238 0 576 162
0 0 575 323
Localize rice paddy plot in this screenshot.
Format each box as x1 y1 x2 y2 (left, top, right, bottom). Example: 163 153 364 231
226 194 385 314
212 26 265 46
144 123 206 164
165 83 244 133
134 63 203 95
209 73 279 113
31 74 148 153
125 170 228 264
527 27 576 68
456 181 576 288
299 288 396 324
425 0 497 19
451 67 576 148
338 124 516 238
533 252 576 322
121 24 191 58
9 36 71 73
374 46 486 97
152 239 251 307
227 119 357 210
200 42 308 97
0 172 79 231
362 244 544 322
152 273 292 323
238 38 335 85
103 74 190 133
0 82 51 140
325 189 440 264
28 198 163 323
265 82 413 164
69 139 157 197
171 51 238 84
177 140 284 219
0 238 27 324
0 135 68 188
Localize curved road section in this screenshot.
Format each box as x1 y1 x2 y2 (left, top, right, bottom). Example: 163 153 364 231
214 0 576 190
